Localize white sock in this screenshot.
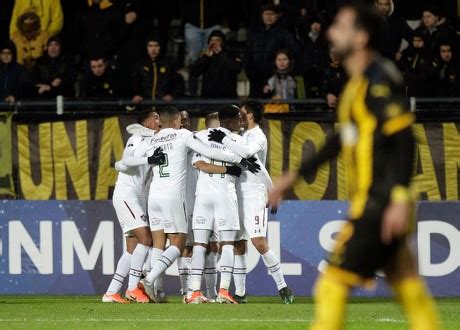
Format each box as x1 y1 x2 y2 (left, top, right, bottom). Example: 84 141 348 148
219 245 235 290
107 251 132 294
150 248 164 270
178 256 191 295
233 254 247 297
204 252 217 299
142 248 152 276
146 245 181 284
128 243 150 290
154 273 164 291
191 245 206 292
262 249 287 291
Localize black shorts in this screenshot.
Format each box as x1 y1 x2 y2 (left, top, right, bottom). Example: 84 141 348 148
327 198 406 282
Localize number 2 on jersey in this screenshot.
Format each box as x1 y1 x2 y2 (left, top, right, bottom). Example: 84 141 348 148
159 153 170 177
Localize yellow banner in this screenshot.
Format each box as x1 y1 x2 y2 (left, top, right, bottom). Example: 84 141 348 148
13 116 460 201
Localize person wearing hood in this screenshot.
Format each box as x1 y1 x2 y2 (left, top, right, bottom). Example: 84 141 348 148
10 11 49 71
375 0 413 61
131 36 184 103
0 40 32 103
32 37 77 98
245 4 299 98
9 0 63 38
189 30 242 99
399 31 433 97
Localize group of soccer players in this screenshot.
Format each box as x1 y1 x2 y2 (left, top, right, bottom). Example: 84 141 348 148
103 100 294 305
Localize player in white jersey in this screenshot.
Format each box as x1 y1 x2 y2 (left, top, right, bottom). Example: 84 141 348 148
188 105 245 304
103 111 162 304
208 100 294 304
121 106 260 299
177 111 226 302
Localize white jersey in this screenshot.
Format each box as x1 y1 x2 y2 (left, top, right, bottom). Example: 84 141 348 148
193 128 240 199
222 125 271 197
113 135 152 199
133 128 241 196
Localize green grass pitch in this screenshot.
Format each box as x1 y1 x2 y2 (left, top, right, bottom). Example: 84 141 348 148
0 296 458 329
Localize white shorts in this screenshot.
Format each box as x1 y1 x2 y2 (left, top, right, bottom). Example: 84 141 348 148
113 197 149 235
148 194 188 234
193 194 239 232
237 194 268 240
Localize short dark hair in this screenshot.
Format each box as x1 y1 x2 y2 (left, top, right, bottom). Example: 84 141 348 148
89 56 106 63
218 105 240 121
241 99 264 123
136 111 155 125
342 2 384 51
158 106 180 122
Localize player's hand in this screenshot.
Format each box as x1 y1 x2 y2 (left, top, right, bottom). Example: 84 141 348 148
381 202 410 245
239 156 261 174
225 165 242 177
147 147 166 165
208 129 226 143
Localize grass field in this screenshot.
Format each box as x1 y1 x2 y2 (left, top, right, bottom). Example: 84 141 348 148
0 296 457 329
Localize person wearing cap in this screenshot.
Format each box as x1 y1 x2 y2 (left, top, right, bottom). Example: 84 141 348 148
32 37 77 98
131 36 184 104
10 11 49 71
189 30 242 99
245 4 299 98
0 40 32 103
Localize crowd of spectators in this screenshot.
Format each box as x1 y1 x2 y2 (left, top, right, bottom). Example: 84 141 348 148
0 0 459 108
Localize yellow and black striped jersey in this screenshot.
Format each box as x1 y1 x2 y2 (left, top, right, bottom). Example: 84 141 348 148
299 56 415 219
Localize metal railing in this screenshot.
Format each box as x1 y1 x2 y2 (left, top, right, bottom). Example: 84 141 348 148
2 97 460 122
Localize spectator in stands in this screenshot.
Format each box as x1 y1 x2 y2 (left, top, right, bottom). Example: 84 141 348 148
415 6 455 56
400 32 432 97
298 16 328 97
189 30 242 99
0 40 32 103
9 0 63 38
245 4 299 97
322 47 346 108
375 0 413 61
32 37 77 98
430 42 459 97
115 0 147 97
79 0 124 62
263 49 297 99
10 11 49 71
81 56 118 98
131 36 183 103
180 0 226 63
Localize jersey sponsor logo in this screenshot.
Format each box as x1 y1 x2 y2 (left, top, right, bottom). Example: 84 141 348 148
151 133 177 144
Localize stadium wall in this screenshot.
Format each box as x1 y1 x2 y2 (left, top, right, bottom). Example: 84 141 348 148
0 200 458 297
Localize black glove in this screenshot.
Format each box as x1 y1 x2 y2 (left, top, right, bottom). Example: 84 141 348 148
225 165 242 177
270 206 278 214
208 129 226 143
148 147 166 165
239 156 261 174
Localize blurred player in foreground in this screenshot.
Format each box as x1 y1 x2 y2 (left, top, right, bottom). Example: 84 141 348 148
268 3 440 329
